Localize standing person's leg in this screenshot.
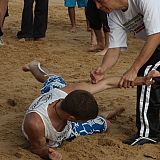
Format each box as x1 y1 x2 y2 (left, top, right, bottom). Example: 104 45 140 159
91 29 104 51
0 0 8 46
82 0 90 31
90 29 97 46
17 0 34 39
123 49 160 145
85 7 91 31
0 0 8 28
68 7 76 32
64 0 76 32
33 0 48 40
95 11 110 56
86 0 104 52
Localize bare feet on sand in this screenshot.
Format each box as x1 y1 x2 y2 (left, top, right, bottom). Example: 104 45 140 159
88 45 104 52
95 47 108 56
70 26 76 33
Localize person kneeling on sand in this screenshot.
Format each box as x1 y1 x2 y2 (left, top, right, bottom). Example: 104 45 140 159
22 61 154 160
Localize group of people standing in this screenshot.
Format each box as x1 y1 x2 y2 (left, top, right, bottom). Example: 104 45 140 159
0 0 109 55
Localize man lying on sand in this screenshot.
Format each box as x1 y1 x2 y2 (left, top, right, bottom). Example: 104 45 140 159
22 61 154 160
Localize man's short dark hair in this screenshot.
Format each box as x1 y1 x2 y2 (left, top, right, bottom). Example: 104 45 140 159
61 90 98 120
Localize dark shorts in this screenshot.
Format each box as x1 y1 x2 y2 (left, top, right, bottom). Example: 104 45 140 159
86 0 109 32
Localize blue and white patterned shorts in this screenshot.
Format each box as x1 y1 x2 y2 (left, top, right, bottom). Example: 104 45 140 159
68 116 107 140
41 75 67 94
41 75 107 138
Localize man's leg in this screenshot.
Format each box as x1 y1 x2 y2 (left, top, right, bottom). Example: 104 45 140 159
0 0 8 46
85 7 91 31
22 60 50 83
0 0 8 28
100 107 125 120
123 49 160 145
33 0 48 39
86 0 104 52
95 31 109 55
17 0 34 39
64 0 76 32
90 29 97 46
68 7 76 32
67 107 125 140
95 11 109 56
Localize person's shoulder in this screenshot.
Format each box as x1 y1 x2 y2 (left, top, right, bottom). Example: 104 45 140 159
24 112 44 134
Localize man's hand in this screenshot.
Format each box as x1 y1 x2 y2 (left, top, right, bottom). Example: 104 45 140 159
142 76 155 86
48 148 62 160
119 68 138 88
147 70 160 78
90 66 105 84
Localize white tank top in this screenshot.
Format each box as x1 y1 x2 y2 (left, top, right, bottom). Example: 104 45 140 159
22 88 72 147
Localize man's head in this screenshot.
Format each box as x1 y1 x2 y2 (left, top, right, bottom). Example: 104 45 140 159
60 90 98 121
93 0 128 13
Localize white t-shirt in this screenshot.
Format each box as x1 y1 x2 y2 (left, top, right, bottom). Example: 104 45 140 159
108 0 160 50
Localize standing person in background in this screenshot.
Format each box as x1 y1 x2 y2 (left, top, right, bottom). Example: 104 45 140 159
0 0 9 46
86 0 110 55
91 0 160 145
64 0 89 32
17 0 48 41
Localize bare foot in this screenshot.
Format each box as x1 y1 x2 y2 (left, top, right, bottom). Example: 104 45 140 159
88 45 104 52
101 107 125 120
22 60 39 72
95 48 108 56
70 26 76 33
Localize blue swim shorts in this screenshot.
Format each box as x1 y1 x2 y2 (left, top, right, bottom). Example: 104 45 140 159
64 0 88 7
67 116 107 140
41 75 67 94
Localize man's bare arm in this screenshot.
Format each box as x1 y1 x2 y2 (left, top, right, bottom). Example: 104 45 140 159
90 48 120 83
24 113 51 159
119 33 160 88
130 33 160 72
61 75 154 94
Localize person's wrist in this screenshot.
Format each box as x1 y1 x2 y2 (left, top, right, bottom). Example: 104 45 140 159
100 65 107 74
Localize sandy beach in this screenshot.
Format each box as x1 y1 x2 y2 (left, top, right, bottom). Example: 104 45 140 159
0 0 160 159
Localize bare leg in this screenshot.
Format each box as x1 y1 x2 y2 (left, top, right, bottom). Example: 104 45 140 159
100 107 125 120
68 7 76 32
0 0 8 28
22 60 51 83
88 29 104 52
90 29 97 46
95 31 109 56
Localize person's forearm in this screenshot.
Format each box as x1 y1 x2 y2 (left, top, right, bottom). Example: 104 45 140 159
31 146 50 159
71 76 121 94
134 77 146 86
130 33 160 72
100 48 120 73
